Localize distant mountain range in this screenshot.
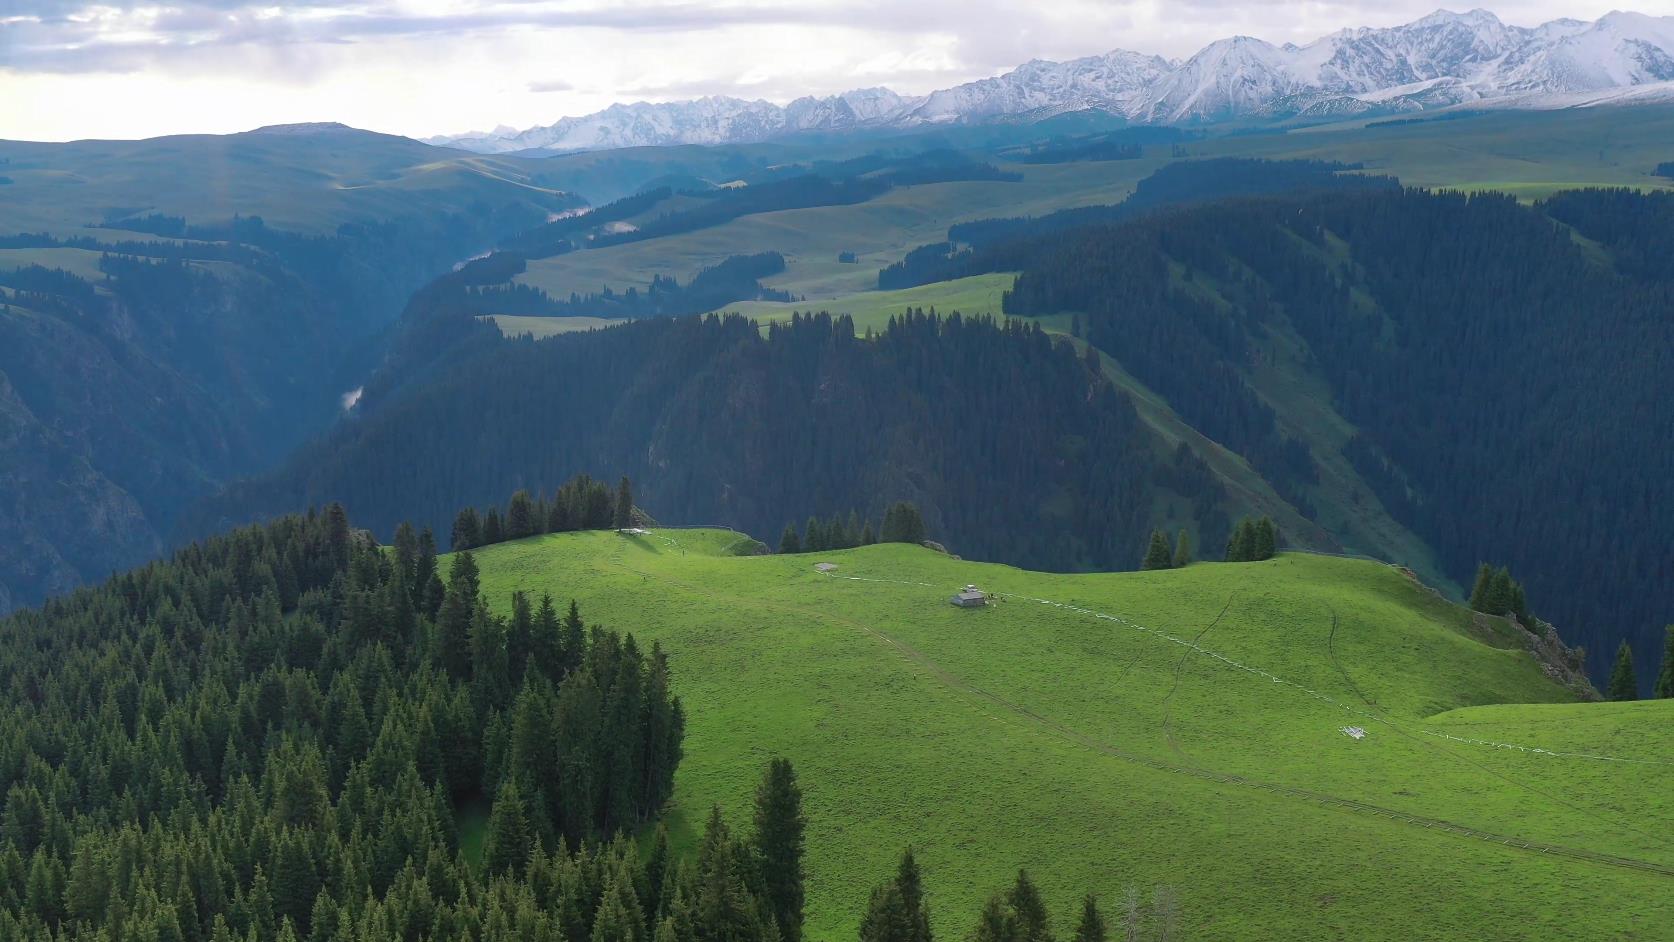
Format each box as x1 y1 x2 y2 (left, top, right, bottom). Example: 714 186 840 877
432 9 1674 153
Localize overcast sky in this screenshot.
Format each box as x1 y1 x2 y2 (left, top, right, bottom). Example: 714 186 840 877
0 1 1651 142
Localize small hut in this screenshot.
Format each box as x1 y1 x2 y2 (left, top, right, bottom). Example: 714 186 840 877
949 585 988 608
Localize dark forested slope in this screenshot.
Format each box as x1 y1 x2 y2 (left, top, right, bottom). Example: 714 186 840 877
0 128 579 613
0 503 693 938
195 311 1238 575
990 187 1674 688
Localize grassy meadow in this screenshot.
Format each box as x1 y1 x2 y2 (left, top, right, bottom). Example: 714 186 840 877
465 529 1673 941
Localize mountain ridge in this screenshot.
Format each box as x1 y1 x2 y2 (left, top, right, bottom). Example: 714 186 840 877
433 9 1674 153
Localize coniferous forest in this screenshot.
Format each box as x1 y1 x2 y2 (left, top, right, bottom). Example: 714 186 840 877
0 505 684 938
195 311 1185 575
906 185 1674 686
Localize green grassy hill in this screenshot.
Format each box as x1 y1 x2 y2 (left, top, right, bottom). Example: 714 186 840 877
466 529 1672 941
0 124 575 236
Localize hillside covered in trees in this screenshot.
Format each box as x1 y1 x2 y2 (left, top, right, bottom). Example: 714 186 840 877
0 503 693 938
979 186 1674 688
0 204 569 616
192 310 1242 576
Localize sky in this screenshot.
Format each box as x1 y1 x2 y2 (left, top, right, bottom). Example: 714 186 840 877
0 0 1654 142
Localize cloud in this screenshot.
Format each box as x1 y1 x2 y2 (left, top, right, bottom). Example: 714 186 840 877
0 0 1644 141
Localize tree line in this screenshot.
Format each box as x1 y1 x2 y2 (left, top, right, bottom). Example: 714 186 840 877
1140 516 1276 570
778 502 927 554
0 502 681 938
198 310 1231 580
449 475 636 551
942 184 1674 693
858 852 1182 942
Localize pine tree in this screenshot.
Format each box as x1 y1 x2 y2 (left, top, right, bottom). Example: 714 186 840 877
452 507 483 551
1072 896 1105 942
483 779 533 876
483 507 505 546
1607 640 1638 701
896 849 931 942
804 517 824 553
1468 563 1494 612
1141 530 1173 571
752 759 805 942
1253 517 1276 560
861 522 876 546
859 882 912 942
778 525 802 555
508 490 537 540
1006 871 1051 942
1224 520 1251 562
879 502 926 545
615 477 635 530
1171 530 1192 568
972 891 1018 942
1656 624 1674 699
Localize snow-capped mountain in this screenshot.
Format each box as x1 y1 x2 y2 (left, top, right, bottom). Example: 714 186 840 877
433 9 1674 153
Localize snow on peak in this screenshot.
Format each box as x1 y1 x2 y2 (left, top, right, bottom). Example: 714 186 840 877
435 9 1674 152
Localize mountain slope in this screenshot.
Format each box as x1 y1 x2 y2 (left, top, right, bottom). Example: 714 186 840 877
189 309 1276 575
467 528 1672 940
963 186 1674 690
0 125 579 613
435 9 1674 152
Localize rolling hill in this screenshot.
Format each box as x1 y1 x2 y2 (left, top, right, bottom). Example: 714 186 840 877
464 527 1672 940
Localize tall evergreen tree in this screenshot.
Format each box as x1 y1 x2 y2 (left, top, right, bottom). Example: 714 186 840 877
1006 871 1051 942
778 525 802 555
752 759 805 942
1171 530 1192 568
859 882 913 942
1252 517 1277 560
1224 519 1253 562
895 849 932 942
483 779 533 876
971 891 1018 942
1072 896 1105 942
1656 624 1674 699
451 507 482 551
507 490 537 540
1607 640 1639 701
1141 531 1173 571
879 503 927 545
615 477 636 530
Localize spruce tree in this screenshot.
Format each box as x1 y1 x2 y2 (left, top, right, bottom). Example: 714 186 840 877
1072 896 1105 942
1656 624 1674 699
483 507 504 545
752 759 805 942
804 517 824 553
1607 640 1638 701
1253 517 1277 560
859 882 912 942
483 779 533 876
1141 530 1173 571
1006 871 1051 942
508 490 536 540
972 891 1018 942
895 848 931 942
1172 530 1192 568
1468 563 1494 612
1224 520 1252 562
615 476 635 530
880 502 927 545
778 524 802 555
452 507 482 551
